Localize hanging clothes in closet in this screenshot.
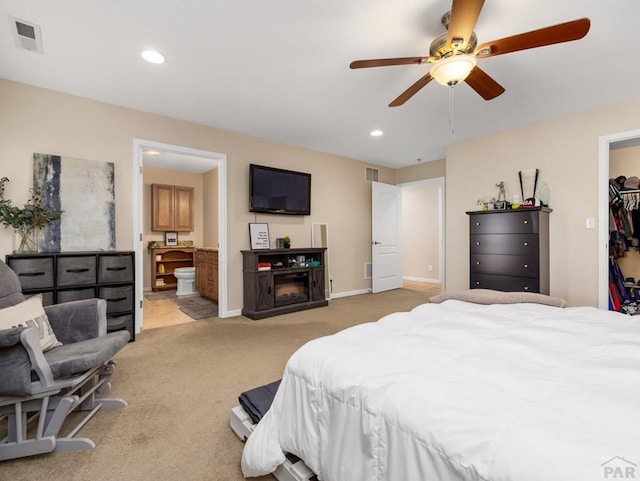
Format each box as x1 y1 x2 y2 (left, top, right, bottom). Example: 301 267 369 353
608 177 640 314
609 179 631 258
624 191 640 245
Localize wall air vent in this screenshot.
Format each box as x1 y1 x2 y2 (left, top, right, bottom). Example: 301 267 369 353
9 16 44 54
364 262 372 279
365 167 379 182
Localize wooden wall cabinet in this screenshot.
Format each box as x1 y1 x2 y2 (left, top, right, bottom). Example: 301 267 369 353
151 184 194 232
150 247 195 291
6 251 136 341
241 248 328 320
466 207 551 294
195 248 218 301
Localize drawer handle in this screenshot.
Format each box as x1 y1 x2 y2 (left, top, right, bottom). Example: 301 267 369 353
476 261 481 265
107 297 127 303
524 264 529 268
524 286 530 291
19 272 45 277
475 222 481 226
107 266 127 271
66 268 89 273
475 281 481 286
523 220 529 224
476 242 481 246
523 242 529 246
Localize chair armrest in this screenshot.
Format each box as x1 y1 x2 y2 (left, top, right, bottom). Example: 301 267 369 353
0 326 26 348
45 298 107 344
0 327 54 396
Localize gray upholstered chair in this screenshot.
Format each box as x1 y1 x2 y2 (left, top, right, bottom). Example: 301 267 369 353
0 259 130 461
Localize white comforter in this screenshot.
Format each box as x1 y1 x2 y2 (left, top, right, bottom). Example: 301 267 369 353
241 301 640 481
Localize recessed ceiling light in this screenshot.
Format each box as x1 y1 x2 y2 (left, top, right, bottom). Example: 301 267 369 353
141 50 165 64
144 150 161 155
370 130 383 137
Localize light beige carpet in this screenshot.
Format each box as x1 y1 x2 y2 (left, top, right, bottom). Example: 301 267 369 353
2 288 433 481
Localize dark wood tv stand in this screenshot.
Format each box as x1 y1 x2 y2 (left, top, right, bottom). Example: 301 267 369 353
241 248 328 320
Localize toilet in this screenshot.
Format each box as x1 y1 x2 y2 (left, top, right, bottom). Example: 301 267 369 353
174 267 196 296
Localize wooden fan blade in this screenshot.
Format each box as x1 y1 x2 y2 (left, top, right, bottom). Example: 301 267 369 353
465 66 505 100
475 18 590 58
447 0 486 50
350 57 429 69
389 73 433 107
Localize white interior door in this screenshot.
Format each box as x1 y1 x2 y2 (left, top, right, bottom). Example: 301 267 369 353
372 181 402 293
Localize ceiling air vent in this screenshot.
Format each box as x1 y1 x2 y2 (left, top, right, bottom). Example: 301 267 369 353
9 16 44 53
365 167 379 182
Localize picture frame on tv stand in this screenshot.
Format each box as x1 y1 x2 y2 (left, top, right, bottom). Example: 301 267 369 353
249 223 270 250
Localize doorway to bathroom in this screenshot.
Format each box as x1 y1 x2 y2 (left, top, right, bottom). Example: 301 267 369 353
132 140 227 332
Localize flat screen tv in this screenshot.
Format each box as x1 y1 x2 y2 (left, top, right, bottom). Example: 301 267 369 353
249 164 311 215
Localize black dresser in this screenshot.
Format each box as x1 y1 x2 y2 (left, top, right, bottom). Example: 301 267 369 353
6 251 136 341
466 207 551 294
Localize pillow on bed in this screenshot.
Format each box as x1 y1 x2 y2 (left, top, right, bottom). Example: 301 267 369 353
429 289 567 308
0 294 62 351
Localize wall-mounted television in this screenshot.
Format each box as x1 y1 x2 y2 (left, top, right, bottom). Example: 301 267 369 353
249 164 311 215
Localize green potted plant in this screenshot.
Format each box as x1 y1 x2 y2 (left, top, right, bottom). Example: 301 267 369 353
0 177 63 253
282 236 291 249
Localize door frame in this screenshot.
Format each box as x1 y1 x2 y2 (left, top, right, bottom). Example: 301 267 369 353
598 129 640 309
398 177 446 288
132 139 228 333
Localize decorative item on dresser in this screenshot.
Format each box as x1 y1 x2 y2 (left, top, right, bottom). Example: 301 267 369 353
195 248 218 301
466 207 551 294
150 246 195 292
241 248 327 319
5 251 136 341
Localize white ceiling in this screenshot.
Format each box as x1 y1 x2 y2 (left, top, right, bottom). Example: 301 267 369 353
1 0 639 169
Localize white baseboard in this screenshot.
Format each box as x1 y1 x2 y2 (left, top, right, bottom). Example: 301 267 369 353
221 308 243 318
329 288 371 299
403 276 441 284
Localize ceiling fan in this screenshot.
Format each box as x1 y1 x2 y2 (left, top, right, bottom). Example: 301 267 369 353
350 0 590 107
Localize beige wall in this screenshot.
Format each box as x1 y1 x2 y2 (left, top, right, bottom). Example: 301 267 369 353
7 78 636 309
0 79 395 313
610 145 640 180
142 166 205 290
395 158 445 184
446 96 640 307
401 179 442 281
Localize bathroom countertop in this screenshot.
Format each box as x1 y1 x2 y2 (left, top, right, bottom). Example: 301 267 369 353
195 247 218 252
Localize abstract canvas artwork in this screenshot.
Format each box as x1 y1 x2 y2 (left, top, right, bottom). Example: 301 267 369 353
33 153 115 252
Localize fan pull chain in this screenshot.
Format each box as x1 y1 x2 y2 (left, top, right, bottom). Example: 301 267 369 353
448 84 455 133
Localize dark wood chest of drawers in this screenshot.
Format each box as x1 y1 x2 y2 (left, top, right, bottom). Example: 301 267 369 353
466 208 551 294
6 251 136 341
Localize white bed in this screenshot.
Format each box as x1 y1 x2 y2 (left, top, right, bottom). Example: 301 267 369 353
241 299 640 481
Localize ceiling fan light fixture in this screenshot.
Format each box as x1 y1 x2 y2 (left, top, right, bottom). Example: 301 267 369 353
430 54 477 86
